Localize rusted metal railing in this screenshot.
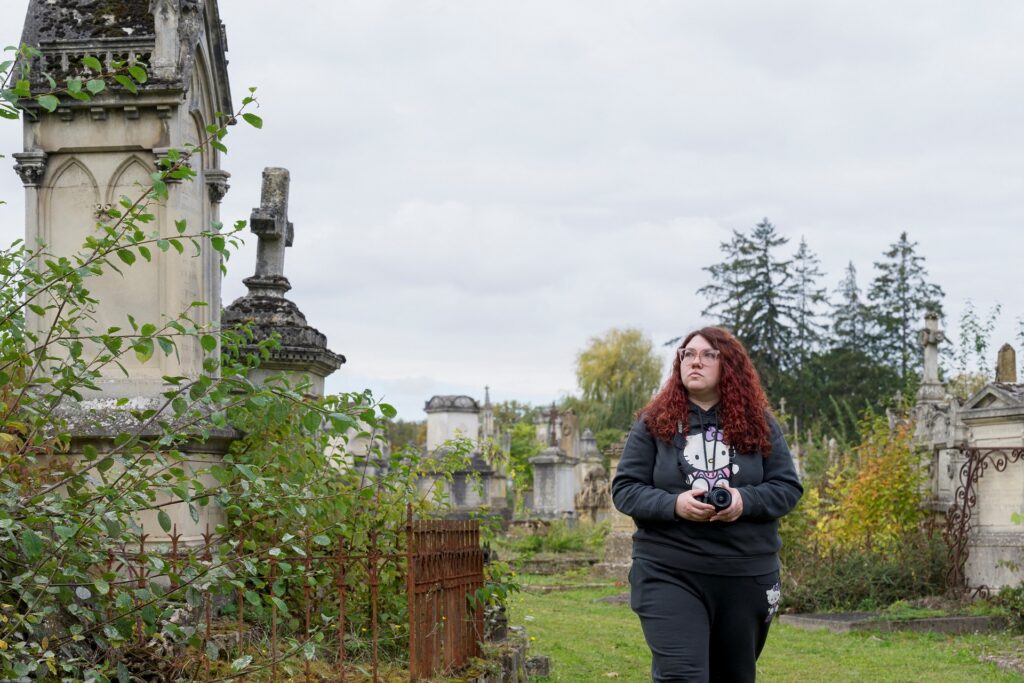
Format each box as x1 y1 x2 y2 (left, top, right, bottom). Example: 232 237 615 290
407 511 484 679
92 506 485 681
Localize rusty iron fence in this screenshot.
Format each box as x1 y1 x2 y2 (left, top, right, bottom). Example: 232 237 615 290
944 446 1024 597
407 518 484 678
96 505 484 681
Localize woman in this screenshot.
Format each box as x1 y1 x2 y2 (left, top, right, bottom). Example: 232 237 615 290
612 327 802 683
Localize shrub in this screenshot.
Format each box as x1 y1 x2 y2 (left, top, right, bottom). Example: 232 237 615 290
781 529 947 612
778 408 948 612
0 51 502 679
505 520 608 556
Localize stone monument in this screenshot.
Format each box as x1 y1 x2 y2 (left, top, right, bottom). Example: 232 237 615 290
13 0 234 544
914 315 1024 591
594 436 633 580
421 395 508 518
574 429 611 523
914 315 967 516
956 379 1024 589
222 168 344 396
529 404 579 519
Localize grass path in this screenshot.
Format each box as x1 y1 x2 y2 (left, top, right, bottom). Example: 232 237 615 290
509 583 1024 682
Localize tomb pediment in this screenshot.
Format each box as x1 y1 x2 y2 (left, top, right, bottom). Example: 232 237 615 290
961 383 1024 412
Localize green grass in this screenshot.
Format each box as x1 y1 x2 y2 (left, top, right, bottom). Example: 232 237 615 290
509 580 1024 682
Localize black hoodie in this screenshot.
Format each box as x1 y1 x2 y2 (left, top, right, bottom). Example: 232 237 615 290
611 403 803 576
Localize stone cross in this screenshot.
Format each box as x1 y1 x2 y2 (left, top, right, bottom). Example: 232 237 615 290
248 167 294 294
996 344 1017 383
916 313 946 401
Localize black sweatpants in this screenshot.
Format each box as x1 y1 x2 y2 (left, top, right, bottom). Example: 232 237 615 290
629 557 780 683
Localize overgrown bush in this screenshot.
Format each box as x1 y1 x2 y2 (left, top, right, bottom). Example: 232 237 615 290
505 521 609 556
0 48 503 680
991 584 1024 626
779 408 948 612
781 528 947 612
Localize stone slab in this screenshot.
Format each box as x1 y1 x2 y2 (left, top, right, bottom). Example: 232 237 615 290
780 612 1009 635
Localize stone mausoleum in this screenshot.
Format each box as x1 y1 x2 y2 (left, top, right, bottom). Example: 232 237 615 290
12 0 343 544
915 314 1024 592
13 0 235 544
420 394 509 518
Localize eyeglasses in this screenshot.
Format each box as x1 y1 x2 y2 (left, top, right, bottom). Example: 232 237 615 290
679 348 720 364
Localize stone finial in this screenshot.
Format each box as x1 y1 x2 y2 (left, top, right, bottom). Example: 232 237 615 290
996 344 1017 383
580 428 600 463
150 0 181 80
243 168 294 297
547 403 559 448
916 314 946 402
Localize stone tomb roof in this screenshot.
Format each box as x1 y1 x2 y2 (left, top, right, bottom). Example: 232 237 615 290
424 395 480 414
21 0 155 42
18 0 232 115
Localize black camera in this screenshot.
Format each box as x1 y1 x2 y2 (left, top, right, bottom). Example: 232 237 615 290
706 486 732 511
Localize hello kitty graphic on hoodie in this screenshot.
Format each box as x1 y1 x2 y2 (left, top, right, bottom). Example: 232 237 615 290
679 407 737 493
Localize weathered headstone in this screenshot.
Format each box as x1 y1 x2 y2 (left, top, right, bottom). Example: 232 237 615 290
914 317 1024 591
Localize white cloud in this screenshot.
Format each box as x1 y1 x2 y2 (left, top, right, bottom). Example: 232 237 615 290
3 0 1023 419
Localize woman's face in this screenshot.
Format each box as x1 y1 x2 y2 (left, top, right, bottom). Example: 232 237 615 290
679 334 722 398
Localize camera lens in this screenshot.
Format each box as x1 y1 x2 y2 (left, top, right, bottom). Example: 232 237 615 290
707 487 732 511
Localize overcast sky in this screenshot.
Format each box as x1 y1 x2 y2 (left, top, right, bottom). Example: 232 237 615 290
2 1 1022 419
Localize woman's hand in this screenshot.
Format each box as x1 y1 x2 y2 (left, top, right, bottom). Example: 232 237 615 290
708 484 743 522
675 490 715 522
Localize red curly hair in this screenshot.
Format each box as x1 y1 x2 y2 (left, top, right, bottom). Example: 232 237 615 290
640 327 772 456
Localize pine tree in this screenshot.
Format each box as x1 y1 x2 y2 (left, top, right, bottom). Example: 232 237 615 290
866 232 945 385
799 261 901 438
697 218 798 392
696 228 752 334
791 237 828 365
831 261 870 349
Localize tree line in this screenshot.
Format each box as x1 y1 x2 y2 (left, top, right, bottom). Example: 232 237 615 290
390 219 1017 469
692 219 944 439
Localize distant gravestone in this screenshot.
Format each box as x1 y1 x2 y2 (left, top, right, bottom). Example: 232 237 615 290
420 395 509 518
917 313 946 402
529 404 578 519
